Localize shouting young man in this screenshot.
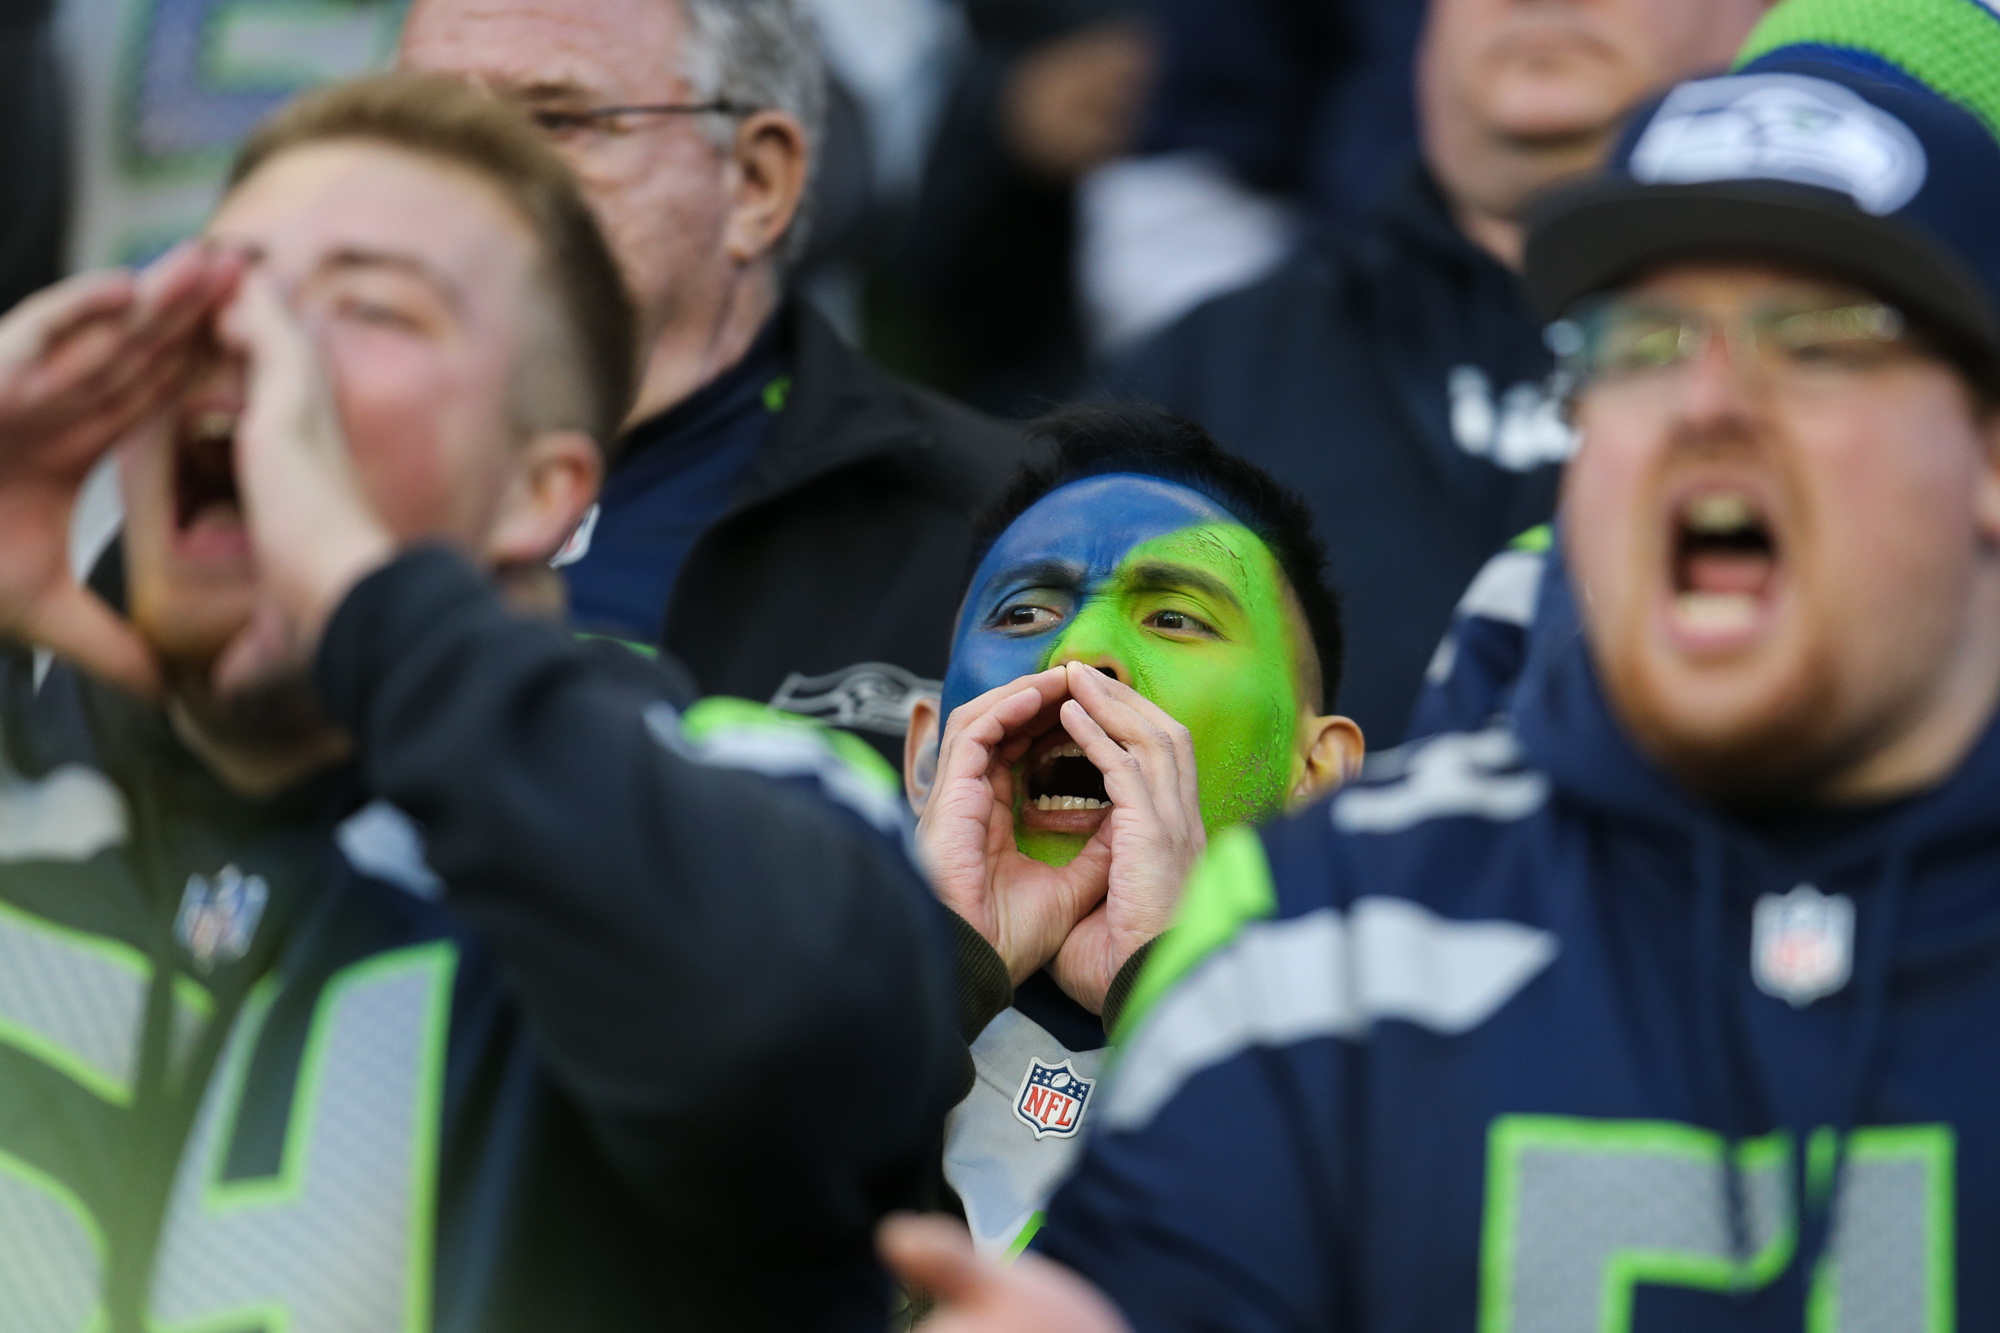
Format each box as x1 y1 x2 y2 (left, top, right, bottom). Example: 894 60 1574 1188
904 405 1362 1257
888 11 2000 1331
0 74 959 1332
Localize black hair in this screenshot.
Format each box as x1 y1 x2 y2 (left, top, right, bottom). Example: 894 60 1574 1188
970 402 1346 709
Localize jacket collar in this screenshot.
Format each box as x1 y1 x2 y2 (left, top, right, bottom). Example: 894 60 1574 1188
724 300 939 515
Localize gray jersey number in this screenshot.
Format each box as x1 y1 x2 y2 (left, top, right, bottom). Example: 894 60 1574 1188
1481 1114 1953 1333
0 927 455 1333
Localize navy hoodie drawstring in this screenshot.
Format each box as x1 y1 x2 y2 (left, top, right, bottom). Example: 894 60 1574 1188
1695 824 1910 1307
1793 846 1909 1291
1690 826 1754 1279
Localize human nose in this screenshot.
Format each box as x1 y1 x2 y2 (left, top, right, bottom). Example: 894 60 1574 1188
1672 315 1764 429
1044 605 1132 685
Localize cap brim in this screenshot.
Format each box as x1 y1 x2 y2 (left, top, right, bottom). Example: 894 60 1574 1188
1523 177 2000 366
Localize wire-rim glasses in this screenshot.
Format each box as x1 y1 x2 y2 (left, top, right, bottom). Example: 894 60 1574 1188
526 101 763 133
1548 295 1919 391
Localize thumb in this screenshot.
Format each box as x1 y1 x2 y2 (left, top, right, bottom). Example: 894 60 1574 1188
23 582 161 699
879 1213 992 1307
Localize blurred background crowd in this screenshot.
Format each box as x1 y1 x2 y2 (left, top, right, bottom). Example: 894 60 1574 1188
0 0 1416 415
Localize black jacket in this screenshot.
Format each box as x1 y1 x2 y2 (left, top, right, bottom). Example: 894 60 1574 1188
0 549 962 1331
659 303 1028 767
0 0 64 314
1104 165 1568 743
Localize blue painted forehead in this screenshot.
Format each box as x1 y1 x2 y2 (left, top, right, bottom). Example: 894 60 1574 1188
965 473 1244 597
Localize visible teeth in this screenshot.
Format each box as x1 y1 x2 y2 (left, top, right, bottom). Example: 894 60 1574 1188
1684 492 1756 535
188 410 238 444
1673 591 1758 634
1044 742 1085 761
1032 795 1108 811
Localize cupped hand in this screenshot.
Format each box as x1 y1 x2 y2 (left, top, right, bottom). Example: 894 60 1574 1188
0 243 240 694
1049 661 1205 1015
879 1213 1131 1333
210 272 395 697
915 665 1113 985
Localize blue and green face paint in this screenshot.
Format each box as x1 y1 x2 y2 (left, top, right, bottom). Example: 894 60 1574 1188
940 473 1312 866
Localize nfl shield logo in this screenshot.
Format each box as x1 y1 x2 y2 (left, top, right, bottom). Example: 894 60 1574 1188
1013 1058 1094 1140
1752 884 1854 1007
175 865 270 974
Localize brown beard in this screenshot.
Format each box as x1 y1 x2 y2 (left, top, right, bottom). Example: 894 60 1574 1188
162 659 338 764
1607 646 1891 811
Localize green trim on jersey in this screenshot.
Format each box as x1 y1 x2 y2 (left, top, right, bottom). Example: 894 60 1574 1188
681 696 903 797
1509 525 1554 555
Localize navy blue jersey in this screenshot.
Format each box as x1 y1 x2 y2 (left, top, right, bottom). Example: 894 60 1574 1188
0 550 961 1332
1038 545 1999 1331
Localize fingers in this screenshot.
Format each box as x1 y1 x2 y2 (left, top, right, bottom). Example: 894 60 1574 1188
0 247 238 449
1065 661 1193 760
1060 663 1201 819
133 239 242 322
220 272 394 653
933 667 1072 787
217 269 309 381
879 1213 1134 1333
21 584 161 700
0 270 136 366
879 1213 988 1306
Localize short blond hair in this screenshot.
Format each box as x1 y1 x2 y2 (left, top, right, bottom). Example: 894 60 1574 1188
232 73 637 453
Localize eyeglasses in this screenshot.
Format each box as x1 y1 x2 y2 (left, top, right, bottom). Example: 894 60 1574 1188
1549 296 1922 389
525 101 762 134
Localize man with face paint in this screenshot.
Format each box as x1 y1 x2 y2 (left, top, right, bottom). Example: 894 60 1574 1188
903 404 1362 1257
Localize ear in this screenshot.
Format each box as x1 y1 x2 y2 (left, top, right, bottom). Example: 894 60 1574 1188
723 110 810 270
483 430 604 569
1288 714 1365 810
1975 406 2000 548
905 693 942 815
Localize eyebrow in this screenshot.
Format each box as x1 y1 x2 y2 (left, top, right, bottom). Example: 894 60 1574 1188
310 248 466 313
984 558 1086 596
1122 560 1247 615
499 79 597 104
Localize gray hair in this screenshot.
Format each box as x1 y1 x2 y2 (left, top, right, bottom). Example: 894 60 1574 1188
676 0 827 267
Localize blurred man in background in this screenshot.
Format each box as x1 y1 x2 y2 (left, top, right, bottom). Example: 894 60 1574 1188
890 9 2000 1327
1078 0 1426 357
876 0 1155 414
0 74 959 1331
400 0 1024 768
1104 0 1774 745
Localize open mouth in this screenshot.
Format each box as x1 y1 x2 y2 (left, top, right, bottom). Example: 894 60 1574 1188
1026 739 1110 811
1669 489 1778 643
1019 734 1112 833
173 407 243 536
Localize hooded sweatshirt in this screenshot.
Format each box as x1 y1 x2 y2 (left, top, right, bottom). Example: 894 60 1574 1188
1035 543 1998 1331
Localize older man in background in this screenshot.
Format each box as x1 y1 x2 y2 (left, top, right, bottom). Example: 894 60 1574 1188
401 0 1023 767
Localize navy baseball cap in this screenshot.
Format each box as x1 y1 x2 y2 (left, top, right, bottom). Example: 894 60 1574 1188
1524 47 2000 378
